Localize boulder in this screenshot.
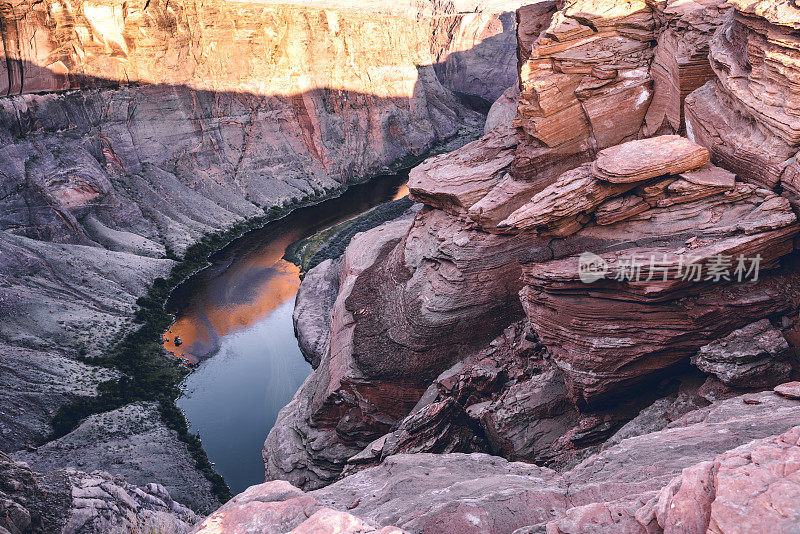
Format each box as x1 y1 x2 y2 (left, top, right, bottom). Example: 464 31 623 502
590 135 709 183
691 319 793 387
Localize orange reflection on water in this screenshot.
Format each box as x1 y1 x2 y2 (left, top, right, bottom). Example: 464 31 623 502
163 258 301 364
393 184 409 200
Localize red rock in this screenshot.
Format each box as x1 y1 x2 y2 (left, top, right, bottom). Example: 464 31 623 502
519 174 799 404
678 163 736 188
497 164 635 235
644 0 730 136
408 128 517 217
683 0 800 204
775 382 800 400
591 135 709 183
512 0 658 184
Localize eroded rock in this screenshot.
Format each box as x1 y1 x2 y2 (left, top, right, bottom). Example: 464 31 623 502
692 319 793 387
0 451 198 534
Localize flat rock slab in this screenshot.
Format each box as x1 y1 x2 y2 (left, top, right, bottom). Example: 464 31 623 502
775 382 800 399
592 135 709 183
679 163 736 188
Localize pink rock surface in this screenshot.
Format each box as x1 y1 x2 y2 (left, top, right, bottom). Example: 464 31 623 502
640 425 800 533
591 135 709 184
245 392 800 533
775 382 800 400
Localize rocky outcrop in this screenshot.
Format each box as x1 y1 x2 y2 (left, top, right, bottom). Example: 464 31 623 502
243 389 800 533
14 402 218 514
684 0 800 208
265 0 800 492
514 135 800 405
265 131 555 488
691 319 793 387
0 0 527 516
644 0 732 136
0 451 198 534
638 425 800 533
293 257 343 368
191 480 404 534
511 0 726 182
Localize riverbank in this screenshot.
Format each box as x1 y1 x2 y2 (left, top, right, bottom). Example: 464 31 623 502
42 125 481 508
285 197 415 274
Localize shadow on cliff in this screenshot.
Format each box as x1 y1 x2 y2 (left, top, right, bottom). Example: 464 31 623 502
0 22 523 507
0 16 523 248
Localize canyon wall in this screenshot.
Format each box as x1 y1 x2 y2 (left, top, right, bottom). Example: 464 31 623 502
0 0 526 515
270 0 800 511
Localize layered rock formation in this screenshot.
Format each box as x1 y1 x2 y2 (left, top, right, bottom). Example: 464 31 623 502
0 450 198 534
513 135 799 405
249 388 800 533
268 0 800 516
685 0 800 207
6 0 800 530
0 0 528 519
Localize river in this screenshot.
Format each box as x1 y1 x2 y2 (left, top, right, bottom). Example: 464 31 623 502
161 173 409 494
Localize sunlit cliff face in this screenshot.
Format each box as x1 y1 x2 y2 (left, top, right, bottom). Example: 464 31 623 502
1 0 508 98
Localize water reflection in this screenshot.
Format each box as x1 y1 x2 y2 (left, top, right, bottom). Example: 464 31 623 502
162 171 409 493
163 243 302 364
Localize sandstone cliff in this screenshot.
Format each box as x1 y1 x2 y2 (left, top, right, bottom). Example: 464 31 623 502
0 0 526 516
267 3 800 528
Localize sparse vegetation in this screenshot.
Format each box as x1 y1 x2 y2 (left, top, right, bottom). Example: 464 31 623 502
285 196 414 273
45 133 476 510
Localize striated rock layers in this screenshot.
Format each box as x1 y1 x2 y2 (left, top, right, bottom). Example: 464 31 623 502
0 449 199 534
264 128 556 489
246 388 800 533
685 0 800 208
0 0 529 518
269 0 800 506
513 135 800 406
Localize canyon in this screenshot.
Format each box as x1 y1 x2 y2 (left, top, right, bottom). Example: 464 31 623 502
259 0 800 531
3 0 800 533
0 0 523 530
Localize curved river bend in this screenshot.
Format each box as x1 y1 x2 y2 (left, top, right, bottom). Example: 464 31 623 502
162 174 409 494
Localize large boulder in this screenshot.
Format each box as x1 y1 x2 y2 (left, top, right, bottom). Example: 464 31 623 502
691 319 794 387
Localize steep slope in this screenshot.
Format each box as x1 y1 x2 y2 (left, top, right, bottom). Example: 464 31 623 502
269 0 800 512
0 0 526 515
